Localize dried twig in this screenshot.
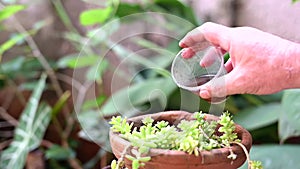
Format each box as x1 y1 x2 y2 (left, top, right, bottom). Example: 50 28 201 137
0 139 12 151
0 108 18 126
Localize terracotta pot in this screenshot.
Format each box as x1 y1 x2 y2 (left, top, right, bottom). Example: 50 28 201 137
110 111 252 169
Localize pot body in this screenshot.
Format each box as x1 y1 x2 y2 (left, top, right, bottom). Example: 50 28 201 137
110 111 252 169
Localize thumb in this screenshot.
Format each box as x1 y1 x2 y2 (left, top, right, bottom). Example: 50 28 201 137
199 70 242 98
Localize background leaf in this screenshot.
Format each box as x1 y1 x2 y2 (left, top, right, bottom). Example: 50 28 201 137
239 145 300 169
115 3 144 17
45 144 75 160
0 5 25 22
86 59 109 81
0 56 25 72
279 89 300 142
51 91 71 118
152 0 199 25
0 74 51 169
1 57 53 80
233 103 280 131
18 81 41 90
77 110 110 148
100 77 176 116
82 95 106 111
57 54 100 68
79 7 112 26
0 33 27 56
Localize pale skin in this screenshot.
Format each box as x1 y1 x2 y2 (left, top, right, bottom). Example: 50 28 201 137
179 22 300 99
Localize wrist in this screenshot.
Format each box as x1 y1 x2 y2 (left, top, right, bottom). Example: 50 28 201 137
282 42 300 89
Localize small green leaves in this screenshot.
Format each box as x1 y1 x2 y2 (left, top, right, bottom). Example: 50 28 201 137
138 156 151 162
250 160 263 169
178 136 198 154
0 5 25 22
155 121 168 130
0 33 27 56
57 54 102 69
79 7 113 26
218 112 239 145
110 159 125 169
193 111 206 122
125 149 151 169
109 116 133 135
142 116 154 125
110 112 259 169
110 160 117 169
132 159 140 169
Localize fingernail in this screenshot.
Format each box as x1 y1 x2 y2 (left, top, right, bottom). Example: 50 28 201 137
199 90 210 99
181 48 195 59
181 49 188 58
199 60 205 67
179 41 188 48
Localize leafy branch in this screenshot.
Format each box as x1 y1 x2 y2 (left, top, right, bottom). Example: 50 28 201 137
0 74 51 169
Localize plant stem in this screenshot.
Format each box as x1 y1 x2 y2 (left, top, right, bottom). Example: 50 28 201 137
51 0 79 34
0 139 12 151
4 79 27 107
56 73 83 91
41 140 54 149
74 81 94 112
0 108 18 126
199 126 210 139
231 141 251 169
117 144 131 169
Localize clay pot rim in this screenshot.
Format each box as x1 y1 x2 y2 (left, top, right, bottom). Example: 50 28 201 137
110 110 252 158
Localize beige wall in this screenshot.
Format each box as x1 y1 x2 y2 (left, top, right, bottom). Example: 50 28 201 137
235 0 300 43
193 0 300 43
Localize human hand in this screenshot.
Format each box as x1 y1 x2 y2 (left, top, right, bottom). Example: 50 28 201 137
179 22 300 99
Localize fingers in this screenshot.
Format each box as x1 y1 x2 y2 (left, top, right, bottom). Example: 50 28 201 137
179 27 206 48
180 22 232 52
181 48 195 59
224 58 233 72
179 22 239 100
198 69 242 99
201 22 231 50
200 47 221 67
199 77 227 99
181 41 211 59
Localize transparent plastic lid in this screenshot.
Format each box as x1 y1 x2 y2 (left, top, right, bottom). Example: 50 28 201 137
171 45 227 103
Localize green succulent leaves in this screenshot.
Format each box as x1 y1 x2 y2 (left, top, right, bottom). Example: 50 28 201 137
218 112 239 145
109 116 133 135
250 160 263 169
109 111 247 169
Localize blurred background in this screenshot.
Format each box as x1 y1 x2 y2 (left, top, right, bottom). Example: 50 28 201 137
0 0 300 169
